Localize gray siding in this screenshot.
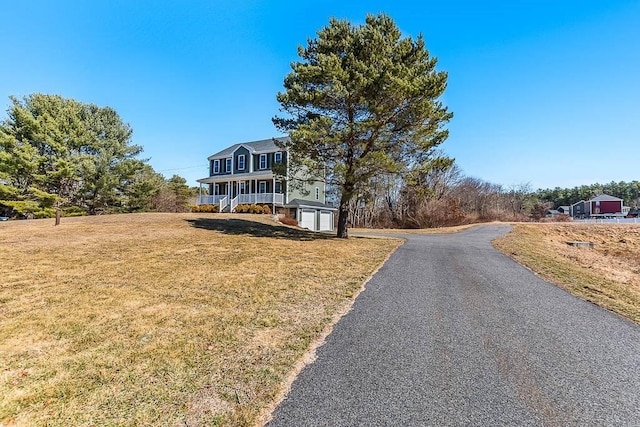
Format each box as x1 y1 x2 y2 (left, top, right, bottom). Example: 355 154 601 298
233 146 250 174
209 158 232 176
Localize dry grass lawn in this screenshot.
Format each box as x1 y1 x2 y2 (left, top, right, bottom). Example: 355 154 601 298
494 223 640 323
0 213 399 426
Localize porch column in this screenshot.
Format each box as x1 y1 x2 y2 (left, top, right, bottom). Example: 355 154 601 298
272 177 276 214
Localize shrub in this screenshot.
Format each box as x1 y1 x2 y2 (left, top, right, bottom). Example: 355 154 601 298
262 204 271 215
192 204 219 213
280 216 298 226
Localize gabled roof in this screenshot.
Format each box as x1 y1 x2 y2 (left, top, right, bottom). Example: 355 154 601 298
571 200 586 207
589 194 623 202
207 137 289 160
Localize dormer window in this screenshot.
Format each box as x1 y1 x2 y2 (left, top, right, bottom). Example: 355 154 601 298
237 154 245 170
275 152 282 163
226 157 232 173
213 160 220 174
259 154 267 169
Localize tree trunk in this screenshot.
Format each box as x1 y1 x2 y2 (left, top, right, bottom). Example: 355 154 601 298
337 200 349 238
337 185 354 238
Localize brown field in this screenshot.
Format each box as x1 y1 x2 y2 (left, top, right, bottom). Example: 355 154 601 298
494 223 640 323
0 213 400 426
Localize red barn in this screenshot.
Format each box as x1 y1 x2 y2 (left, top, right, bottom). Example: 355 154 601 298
587 194 624 217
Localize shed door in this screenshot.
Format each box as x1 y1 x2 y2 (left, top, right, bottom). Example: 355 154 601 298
300 209 316 231
319 211 332 231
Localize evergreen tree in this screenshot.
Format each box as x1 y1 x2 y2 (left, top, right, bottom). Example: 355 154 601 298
0 94 147 216
274 14 453 237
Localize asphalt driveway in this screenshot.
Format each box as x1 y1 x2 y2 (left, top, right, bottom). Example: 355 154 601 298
266 225 640 426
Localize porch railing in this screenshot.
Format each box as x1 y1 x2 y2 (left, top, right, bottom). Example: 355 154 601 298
197 193 284 208
197 195 224 205
237 193 284 205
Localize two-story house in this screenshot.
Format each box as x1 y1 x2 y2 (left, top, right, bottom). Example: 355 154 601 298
196 137 335 231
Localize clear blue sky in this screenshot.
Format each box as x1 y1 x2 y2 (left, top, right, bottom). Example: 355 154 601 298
1 0 638 190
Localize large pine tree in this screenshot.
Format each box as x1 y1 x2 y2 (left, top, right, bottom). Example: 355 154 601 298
274 14 453 237
0 94 148 217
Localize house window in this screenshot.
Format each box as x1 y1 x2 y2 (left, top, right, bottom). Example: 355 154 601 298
239 181 246 194
226 158 232 173
237 154 245 170
315 187 320 200
213 160 220 174
259 181 267 193
259 154 267 169
214 183 219 195
275 152 282 163
275 181 281 193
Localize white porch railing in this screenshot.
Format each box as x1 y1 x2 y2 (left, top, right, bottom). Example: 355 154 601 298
237 193 284 205
197 193 284 209
197 195 225 205
219 196 228 212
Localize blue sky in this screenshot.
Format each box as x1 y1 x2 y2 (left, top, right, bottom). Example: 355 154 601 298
1 0 638 190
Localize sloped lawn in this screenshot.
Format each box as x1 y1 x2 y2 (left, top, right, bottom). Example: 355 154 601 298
0 213 399 426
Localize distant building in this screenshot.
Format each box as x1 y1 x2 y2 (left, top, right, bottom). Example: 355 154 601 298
570 194 628 219
570 200 587 218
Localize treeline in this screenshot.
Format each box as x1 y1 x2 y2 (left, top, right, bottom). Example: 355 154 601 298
342 155 542 229
344 158 640 228
536 181 640 208
0 94 199 218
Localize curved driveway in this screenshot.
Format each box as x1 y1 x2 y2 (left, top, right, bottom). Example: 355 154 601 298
267 225 640 426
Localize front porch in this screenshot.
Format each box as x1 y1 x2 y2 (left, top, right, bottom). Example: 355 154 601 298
196 175 286 212
197 193 285 212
